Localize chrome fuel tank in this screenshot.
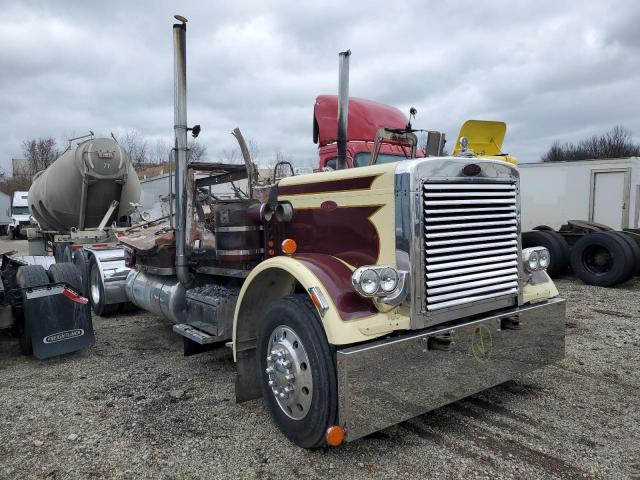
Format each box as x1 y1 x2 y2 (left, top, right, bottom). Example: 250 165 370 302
125 270 186 324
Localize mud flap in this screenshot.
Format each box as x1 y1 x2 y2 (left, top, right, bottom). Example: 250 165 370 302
24 285 94 359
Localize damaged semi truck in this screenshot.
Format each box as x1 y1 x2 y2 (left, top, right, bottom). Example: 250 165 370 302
99 17 566 448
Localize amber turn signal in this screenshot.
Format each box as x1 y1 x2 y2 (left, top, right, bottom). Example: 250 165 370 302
325 425 345 447
281 238 297 255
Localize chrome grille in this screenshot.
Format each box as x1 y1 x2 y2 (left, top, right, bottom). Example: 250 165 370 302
423 182 519 311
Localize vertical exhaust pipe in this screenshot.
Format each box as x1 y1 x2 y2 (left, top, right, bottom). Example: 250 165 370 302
336 50 351 170
173 15 195 288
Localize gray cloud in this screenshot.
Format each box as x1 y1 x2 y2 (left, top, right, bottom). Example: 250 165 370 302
1 0 639 172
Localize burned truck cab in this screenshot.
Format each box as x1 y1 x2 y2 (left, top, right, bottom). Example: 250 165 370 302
114 16 566 449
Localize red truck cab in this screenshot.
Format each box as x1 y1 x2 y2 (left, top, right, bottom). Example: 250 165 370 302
313 95 424 170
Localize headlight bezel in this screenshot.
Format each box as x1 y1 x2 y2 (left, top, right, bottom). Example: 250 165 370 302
352 265 399 298
522 246 550 273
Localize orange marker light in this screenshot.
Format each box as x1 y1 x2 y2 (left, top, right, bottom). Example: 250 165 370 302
281 239 297 255
325 426 345 447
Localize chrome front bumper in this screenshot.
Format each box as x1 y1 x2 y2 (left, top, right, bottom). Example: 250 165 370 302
336 297 566 441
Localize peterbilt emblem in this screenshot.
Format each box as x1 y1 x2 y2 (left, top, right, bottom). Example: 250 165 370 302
320 200 338 212
471 325 493 363
43 329 84 344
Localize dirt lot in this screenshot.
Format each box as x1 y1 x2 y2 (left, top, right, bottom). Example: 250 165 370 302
0 238 639 479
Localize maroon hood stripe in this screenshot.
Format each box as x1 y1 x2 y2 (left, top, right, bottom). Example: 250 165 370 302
278 175 378 196
295 253 377 321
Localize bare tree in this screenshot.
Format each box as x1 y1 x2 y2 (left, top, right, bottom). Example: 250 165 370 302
542 126 640 162
247 138 261 165
21 137 59 175
187 141 207 163
219 147 240 164
122 129 149 166
152 139 171 165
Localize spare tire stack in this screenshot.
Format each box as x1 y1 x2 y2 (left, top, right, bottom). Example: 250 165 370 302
523 227 639 287
569 232 639 286
522 230 571 278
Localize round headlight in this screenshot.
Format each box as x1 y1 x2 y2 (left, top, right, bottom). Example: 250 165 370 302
527 251 539 271
538 248 550 269
379 267 399 293
360 269 379 295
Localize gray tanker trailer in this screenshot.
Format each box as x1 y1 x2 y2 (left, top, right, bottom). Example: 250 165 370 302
29 137 140 234
26 136 142 316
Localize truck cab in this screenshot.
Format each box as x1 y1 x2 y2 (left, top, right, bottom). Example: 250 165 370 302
9 191 30 239
315 95 423 170
314 95 518 170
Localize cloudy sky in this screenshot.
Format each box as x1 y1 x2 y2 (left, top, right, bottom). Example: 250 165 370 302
1 0 639 172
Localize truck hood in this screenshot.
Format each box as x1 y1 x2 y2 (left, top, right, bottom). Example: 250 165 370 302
452 120 506 156
313 95 408 147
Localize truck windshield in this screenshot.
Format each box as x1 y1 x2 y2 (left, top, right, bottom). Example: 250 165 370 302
12 207 29 215
354 152 405 167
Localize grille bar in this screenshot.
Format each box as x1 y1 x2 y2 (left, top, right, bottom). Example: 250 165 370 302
426 219 517 230
425 226 517 239
426 240 517 255
425 247 517 263
427 288 518 311
426 233 517 247
427 267 518 287
426 183 515 190
423 182 519 312
426 260 518 279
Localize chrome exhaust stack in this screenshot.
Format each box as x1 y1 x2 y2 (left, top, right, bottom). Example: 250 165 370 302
172 15 195 288
336 50 351 170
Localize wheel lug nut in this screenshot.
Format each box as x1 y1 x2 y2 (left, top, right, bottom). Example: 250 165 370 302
279 392 287 399
265 367 274 374
284 386 293 393
285 374 294 381
282 360 291 368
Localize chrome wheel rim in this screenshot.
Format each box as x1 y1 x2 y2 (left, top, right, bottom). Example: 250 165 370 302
90 265 101 305
265 325 313 420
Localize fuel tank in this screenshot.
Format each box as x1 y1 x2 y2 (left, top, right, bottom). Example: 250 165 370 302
28 138 141 231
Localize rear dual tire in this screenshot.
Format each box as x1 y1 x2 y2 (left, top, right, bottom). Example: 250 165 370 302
89 256 118 316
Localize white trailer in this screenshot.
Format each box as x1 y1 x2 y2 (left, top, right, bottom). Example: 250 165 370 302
0 192 11 235
519 157 640 287
520 157 640 231
9 191 30 239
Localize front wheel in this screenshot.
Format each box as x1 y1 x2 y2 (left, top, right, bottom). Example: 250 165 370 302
257 294 337 448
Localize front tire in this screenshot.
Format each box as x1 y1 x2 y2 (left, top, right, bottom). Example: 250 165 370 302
257 294 337 448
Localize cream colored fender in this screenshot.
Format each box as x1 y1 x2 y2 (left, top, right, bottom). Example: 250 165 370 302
232 255 408 361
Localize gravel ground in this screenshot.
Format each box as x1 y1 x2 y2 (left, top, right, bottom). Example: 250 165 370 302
1 238 639 479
